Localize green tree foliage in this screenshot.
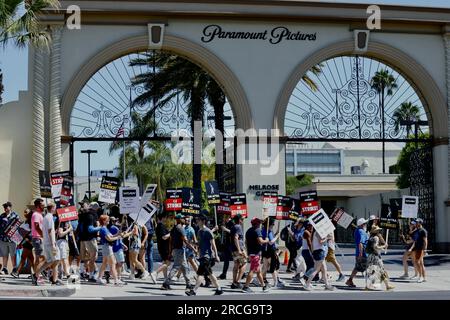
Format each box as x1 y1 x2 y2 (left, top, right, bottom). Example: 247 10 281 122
286 174 314 196
0 0 60 48
395 133 430 189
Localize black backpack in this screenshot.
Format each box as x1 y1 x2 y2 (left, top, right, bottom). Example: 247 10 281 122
280 225 289 242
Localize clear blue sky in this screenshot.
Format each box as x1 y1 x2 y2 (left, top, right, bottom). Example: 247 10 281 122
0 0 446 176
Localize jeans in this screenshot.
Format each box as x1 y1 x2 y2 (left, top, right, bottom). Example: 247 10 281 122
146 238 154 273
287 244 298 270
164 248 190 286
221 246 232 275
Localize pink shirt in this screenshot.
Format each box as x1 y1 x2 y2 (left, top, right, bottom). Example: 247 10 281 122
31 211 44 239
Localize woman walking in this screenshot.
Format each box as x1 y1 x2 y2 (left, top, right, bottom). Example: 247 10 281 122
365 226 395 290
399 221 417 279
11 209 34 278
128 223 150 280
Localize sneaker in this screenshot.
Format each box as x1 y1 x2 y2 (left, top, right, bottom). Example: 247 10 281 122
36 276 45 286
161 283 171 290
386 285 395 290
278 278 285 285
31 273 37 285
242 286 253 293
97 278 107 285
325 285 335 291
318 279 326 284
186 289 196 296
150 272 157 284
337 274 346 282
186 284 194 290
231 282 242 289
114 280 126 286
252 278 259 286
292 273 301 280
141 271 150 280
51 279 65 286
11 271 19 279
263 285 270 292
171 275 178 281
129 273 135 280
88 277 97 283
286 269 293 274
399 274 409 279
304 284 313 291
345 280 356 288
417 277 424 283
218 274 226 280
2 267 8 275
215 289 224 295
276 282 286 288
136 270 143 279
241 273 247 280
410 275 419 280
121 270 130 276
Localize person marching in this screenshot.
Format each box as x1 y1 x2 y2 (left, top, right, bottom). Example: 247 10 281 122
0 201 19 275
152 212 171 282
242 217 270 293
261 217 284 288
346 218 369 288
127 222 149 280
365 226 395 291
11 209 34 278
230 214 247 289
31 198 46 285
186 213 223 296
410 218 428 283
42 203 64 285
161 213 196 290
325 228 346 282
399 220 417 279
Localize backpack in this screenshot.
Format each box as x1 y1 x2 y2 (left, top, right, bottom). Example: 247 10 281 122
365 236 376 255
280 225 289 242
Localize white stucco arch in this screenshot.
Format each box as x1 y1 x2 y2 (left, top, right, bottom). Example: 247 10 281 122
61 33 253 135
274 39 448 141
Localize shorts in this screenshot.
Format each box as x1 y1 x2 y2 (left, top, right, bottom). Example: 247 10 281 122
44 243 59 262
232 251 247 267
312 249 325 262
249 254 261 272
114 249 125 263
354 256 368 272
0 240 16 257
414 249 425 260
56 239 69 260
325 248 337 264
197 257 213 277
102 244 113 257
266 250 280 273
32 238 43 257
80 239 98 261
68 238 80 257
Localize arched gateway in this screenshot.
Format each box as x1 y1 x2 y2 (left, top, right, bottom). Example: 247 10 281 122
1 1 450 252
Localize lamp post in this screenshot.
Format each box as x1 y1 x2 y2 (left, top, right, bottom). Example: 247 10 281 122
81 149 97 201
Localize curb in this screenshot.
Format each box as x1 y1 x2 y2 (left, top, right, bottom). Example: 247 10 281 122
0 287 76 297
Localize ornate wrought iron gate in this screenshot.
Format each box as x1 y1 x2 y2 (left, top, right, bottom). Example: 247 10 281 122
409 145 435 248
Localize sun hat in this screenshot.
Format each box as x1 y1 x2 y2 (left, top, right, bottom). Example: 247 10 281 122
370 225 383 235
357 217 369 227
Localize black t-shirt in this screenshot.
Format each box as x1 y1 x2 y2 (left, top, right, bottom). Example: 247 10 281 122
156 222 169 253
170 224 186 250
224 220 234 245
230 224 244 252
78 210 98 241
415 227 428 250
246 226 263 255
54 217 69 241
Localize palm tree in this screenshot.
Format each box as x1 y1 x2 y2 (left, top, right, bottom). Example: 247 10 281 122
0 69 4 105
109 112 157 194
0 0 60 48
393 101 420 137
371 69 398 173
130 52 218 190
302 64 323 92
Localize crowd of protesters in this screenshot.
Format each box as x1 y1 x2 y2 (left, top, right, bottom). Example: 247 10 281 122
0 199 429 294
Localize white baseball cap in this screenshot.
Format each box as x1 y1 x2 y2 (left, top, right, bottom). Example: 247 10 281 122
369 215 377 221
357 218 368 226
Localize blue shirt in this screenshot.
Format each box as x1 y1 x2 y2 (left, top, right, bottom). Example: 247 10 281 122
198 227 213 258
109 225 123 253
100 226 112 245
185 225 195 243
261 229 276 250
354 228 368 257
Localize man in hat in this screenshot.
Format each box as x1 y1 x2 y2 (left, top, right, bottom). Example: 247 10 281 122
162 213 197 290
230 214 246 289
242 217 270 293
346 217 369 288
186 214 223 296
409 218 428 283
0 201 19 275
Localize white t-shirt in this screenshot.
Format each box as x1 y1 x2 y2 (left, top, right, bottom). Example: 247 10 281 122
42 213 55 246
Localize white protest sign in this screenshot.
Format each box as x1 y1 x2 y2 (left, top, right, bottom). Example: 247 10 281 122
129 202 157 226
98 176 120 204
308 209 335 239
337 211 354 229
119 187 140 214
140 184 157 207
402 196 419 219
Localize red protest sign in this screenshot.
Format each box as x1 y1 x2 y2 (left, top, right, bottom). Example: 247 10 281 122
230 194 247 218
56 206 78 222
165 189 182 211
217 193 231 215
300 191 320 215
276 196 291 220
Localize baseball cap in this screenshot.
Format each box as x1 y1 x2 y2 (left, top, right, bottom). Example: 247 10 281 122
233 214 244 221
357 218 368 226
415 218 423 224
369 215 377 221
251 217 262 225
175 213 185 219
89 202 100 211
200 209 209 216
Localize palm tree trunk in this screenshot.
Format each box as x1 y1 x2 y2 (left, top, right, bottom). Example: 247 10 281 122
213 103 225 190
191 92 204 190
381 90 386 174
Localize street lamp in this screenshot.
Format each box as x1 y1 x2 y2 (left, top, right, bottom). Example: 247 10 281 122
81 149 98 201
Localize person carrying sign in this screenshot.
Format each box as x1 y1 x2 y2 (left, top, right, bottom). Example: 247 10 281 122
153 213 171 282
230 214 247 290
11 209 34 279
399 220 418 279
161 213 196 291
218 214 234 280
31 198 46 286
365 226 394 291
410 218 428 283
261 218 285 288
0 201 19 275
